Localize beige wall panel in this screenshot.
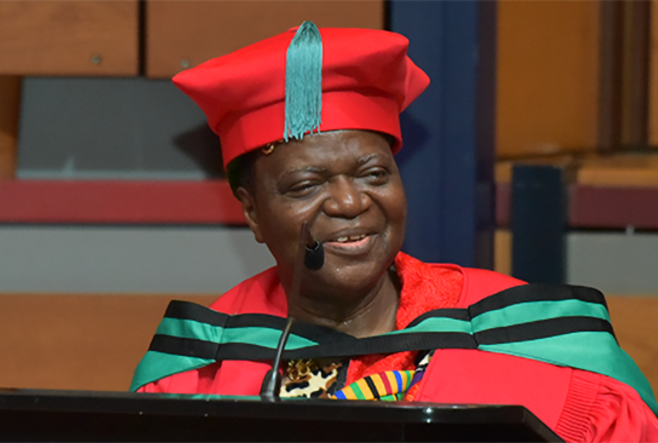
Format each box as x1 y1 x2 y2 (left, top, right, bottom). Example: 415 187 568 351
649 0 658 145
0 294 217 391
0 77 21 179
0 1 138 76
497 1 600 158
607 296 658 394
146 1 384 78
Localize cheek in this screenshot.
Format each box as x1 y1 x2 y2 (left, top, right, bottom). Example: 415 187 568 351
258 197 324 253
381 189 407 249
381 185 407 224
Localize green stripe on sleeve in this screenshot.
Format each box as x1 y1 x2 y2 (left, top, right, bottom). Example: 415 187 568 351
156 318 318 350
221 327 317 350
471 299 610 332
156 318 225 342
130 351 214 392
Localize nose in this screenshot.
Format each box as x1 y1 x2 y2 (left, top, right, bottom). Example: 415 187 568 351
322 176 370 219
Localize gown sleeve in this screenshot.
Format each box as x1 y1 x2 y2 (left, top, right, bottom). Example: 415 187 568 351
557 370 658 443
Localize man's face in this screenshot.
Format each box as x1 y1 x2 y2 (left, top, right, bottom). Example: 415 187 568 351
239 130 407 300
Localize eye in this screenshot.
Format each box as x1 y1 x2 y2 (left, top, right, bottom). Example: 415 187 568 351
361 167 390 185
285 180 320 198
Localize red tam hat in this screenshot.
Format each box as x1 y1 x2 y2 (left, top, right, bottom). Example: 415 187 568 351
173 22 430 169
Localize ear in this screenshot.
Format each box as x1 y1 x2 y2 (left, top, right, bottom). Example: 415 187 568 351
237 186 265 243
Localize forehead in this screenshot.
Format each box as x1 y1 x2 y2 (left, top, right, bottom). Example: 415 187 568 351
255 130 394 177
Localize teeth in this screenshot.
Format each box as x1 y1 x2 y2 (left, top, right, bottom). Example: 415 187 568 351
333 234 367 243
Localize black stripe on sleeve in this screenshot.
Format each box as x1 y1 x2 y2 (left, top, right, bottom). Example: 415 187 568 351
474 316 615 345
149 334 219 360
216 343 282 361
469 284 608 318
164 301 230 326
284 332 477 359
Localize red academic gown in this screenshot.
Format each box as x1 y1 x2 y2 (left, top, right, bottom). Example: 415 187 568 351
138 252 658 442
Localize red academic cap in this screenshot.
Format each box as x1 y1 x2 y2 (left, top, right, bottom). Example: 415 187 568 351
173 22 430 169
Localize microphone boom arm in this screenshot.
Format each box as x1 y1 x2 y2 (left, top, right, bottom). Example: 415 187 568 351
259 221 316 400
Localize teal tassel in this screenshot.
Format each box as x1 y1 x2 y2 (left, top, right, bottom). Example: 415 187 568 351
284 21 323 142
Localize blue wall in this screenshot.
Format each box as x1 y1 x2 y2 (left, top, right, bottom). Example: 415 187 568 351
390 1 496 268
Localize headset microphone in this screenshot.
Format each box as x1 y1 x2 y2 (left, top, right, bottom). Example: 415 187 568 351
304 240 324 270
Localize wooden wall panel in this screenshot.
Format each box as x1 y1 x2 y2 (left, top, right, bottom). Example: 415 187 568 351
0 294 216 391
1 294 656 394
0 76 21 180
649 0 658 146
575 155 658 186
494 229 512 276
0 1 139 76
607 296 658 394
146 1 384 78
497 1 600 158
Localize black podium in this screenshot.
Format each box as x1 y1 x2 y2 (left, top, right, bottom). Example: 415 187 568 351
0 389 562 442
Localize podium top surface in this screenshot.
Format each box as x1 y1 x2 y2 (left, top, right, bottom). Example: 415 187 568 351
0 388 563 442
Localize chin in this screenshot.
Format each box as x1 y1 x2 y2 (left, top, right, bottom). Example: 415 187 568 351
309 253 395 296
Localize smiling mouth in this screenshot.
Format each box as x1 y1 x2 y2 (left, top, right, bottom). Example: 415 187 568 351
330 234 368 243
324 233 373 250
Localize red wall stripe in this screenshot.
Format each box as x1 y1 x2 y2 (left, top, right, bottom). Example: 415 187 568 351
0 180 246 225
496 183 658 230
3 180 656 229
568 186 658 229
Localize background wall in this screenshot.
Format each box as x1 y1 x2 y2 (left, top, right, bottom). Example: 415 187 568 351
495 0 658 294
0 0 657 395
0 0 391 391
493 0 658 396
